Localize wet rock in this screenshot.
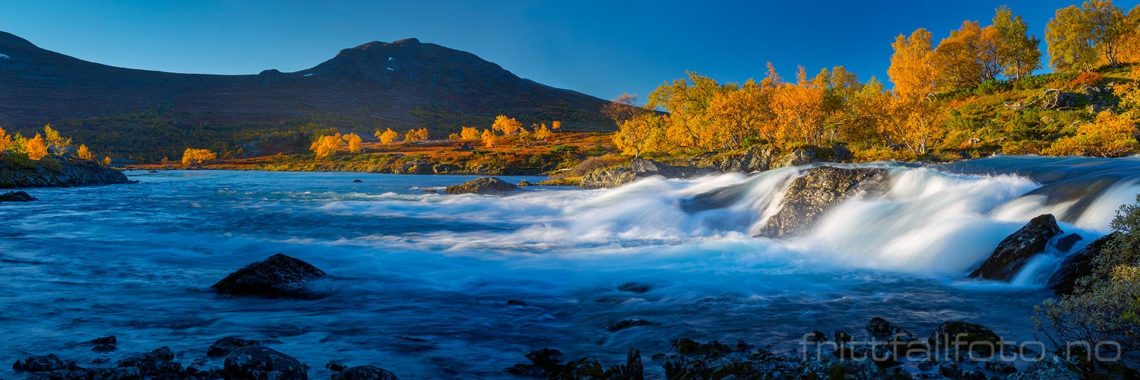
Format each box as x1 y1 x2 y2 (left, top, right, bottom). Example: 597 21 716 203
775 148 817 168
505 348 564 377
352 179 363 183
326 360 348 372
1007 354 1081 380
603 348 643 380
505 347 642 379
90 336 117 352
758 166 890 238
506 299 528 307
832 143 853 162
928 321 1002 357
211 253 328 298
208 336 262 357
714 145 775 173
0 190 36 202
867 317 916 342
673 339 734 358
581 158 715 188
607 319 654 332
1054 233 1083 252
580 166 636 189
13 354 80 372
0 158 133 188
1048 233 1117 295
803 331 827 343
970 214 1062 281
116 347 182 377
834 331 853 346
223 346 308 380
616 282 651 294
331 365 399 380
444 177 518 194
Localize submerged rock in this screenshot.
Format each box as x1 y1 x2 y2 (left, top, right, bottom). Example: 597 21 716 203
444 177 518 194
1048 233 1117 295
116 347 182 377
866 317 916 342
331 365 400 380
223 346 308 380
970 214 1062 281
757 166 890 238
211 253 327 298
505 347 643 379
616 282 651 294
607 319 654 332
0 190 36 202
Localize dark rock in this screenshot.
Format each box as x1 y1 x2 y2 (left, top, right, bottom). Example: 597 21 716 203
776 148 817 168
90 336 117 345
970 214 1062 281
680 182 751 213
506 299 528 307
325 361 348 372
1054 233 1083 252
0 158 132 188
928 321 1002 357
803 331 827 343
115 347 182 377
834 331 853 345
89 336 117 352
352 179 363 183
714 145 774 173
867 317 916 341
617 282 651 294
0 190 35 202
832 144 853 162
331 365 399 380
580 166 636 189
757 166 890 238
673 339 733 358
505 348 563 377
211 253 328 298
444 177 518 194
602 348 643 380
607 319 654 332
506 347 642 380
223 346 308 380
13 354 79 372
208 336 262 358
1048 233 1117 295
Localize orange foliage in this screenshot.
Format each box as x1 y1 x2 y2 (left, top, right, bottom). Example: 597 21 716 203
25 133 49 160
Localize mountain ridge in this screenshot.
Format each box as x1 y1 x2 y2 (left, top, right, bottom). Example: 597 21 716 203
0 31 612 161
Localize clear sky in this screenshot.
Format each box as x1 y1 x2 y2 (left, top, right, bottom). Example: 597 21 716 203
1 0 1136 101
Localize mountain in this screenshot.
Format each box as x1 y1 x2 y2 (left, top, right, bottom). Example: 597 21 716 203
0 32 612 161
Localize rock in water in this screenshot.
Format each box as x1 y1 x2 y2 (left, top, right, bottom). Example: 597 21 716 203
928 321 1002 357
969 214 1062 281
444 177 518 194
1048 233 1117 295
208 337 262 357
581 158 716 188
223 346 308 380
0 158 132 188
331 365 400 380
757 166 890 238
0 190 36 202
212 253 327 298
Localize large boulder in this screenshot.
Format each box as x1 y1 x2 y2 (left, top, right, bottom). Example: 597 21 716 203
757 166 890 238
970 214 1062 281
208 337 262 358
581 158 716 189
928 321 1002 357
713 145 774 173
774 148 818 168
1048 233 1117 295
223 346 308 380
0 190 35 202
211 253 327 298
444 177 518 194
0 157 132 188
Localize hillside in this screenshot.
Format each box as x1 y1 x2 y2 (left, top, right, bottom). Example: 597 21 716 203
0 32 611 161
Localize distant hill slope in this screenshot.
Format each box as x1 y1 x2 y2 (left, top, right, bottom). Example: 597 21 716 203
0 32 612 161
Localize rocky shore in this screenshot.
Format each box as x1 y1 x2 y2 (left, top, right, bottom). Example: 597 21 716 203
0 156 132 188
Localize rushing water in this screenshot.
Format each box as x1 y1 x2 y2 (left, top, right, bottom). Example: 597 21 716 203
2 156 1139 379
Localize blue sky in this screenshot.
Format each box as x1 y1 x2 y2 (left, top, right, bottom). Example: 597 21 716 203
1 0 1136 101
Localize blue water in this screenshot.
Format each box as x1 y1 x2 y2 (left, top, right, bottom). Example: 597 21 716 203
0 162 1134 379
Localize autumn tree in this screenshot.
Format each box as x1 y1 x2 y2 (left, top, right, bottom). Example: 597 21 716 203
770 66 827 146
376 128 399 144
1084 0 1127 67
888 29 939 100
310 133 344 159
602 93 641 126
993 6 1042 79
77 144 94 161
534 123 554 141
491 115 522 135
25 133 49 160
0 127 12 153
343 133 363 153
933 21 1001 91
613 113 665 158
459 126 481 140
181 148 217 166
886 96 946 156
705 79 771 148
404 128 428 142
1047 1 1129 71
646 71 732 149
42 124 72 156
837 77 892 147
481 129 497 147
551 120 562 130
